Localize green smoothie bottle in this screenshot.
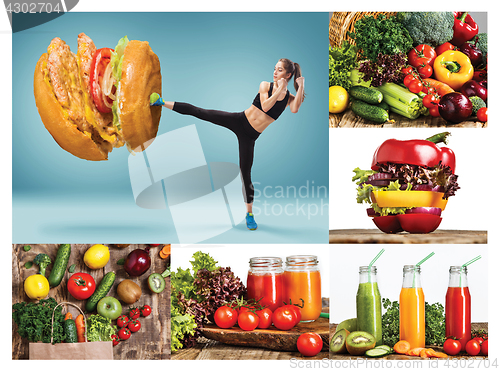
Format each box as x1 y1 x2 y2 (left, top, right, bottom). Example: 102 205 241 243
356 266 383 346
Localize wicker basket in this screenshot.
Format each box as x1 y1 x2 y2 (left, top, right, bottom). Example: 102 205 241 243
329 12 398 49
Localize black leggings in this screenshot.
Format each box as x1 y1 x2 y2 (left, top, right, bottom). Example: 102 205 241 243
172 102 261 204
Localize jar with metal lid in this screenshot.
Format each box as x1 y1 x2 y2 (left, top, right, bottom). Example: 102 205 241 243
247 257 283 312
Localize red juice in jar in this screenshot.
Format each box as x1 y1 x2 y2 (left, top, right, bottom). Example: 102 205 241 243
445 266 471 351
247 257 283 312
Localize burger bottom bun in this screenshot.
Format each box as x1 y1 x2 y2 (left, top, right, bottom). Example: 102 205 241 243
34 53 109 161
118 40 162 152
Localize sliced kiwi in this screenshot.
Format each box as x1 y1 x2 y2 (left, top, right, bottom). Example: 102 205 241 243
337 318 358 333
147 268 171 293
330 328 350 354
346 331 376 356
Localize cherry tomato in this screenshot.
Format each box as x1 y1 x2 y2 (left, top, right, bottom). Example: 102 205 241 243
256 308 273 329
429 104 441 117
67 273 96 300
477 107 487 122
443 338 462 356
118 328 131 340
408 44 437 67
435 42 457 56
481 339 488 356
128 319 141 333
297 332 324 357
272 306 297 331
117 315 129 328
422 94 439 109
89 48 115 113
408 79 423 94
282 304 302 325
111 334 120 346
238 311 260 331
401 66 414 75
397 214 442 234
465 339 481 356
129 308 140 320
404 74 416 87
472 337 484 345
140 305 152 317
417 64 433 79
214 305 238 329
372 215 404 234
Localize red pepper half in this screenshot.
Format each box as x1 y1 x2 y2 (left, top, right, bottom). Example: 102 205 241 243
451 12 479 46
371 135 456 173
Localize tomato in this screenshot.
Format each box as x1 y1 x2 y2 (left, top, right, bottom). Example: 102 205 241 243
297 333 324 357
272 306 297 331
140 305 152 317
118 328 131 340
429 104 441 117
67 273 96 300
408 79 423 94
465 339 481 356
435 42 457 56
417 64 433 79
422 94 439 109
111 334 120 346
397 214 442 234
256 308 273 329
404 74 417 87
128 319 141 333
477 107 487 122
129 308 140 320
472 336 484 345
238 311 260 331
443 339 461 355
408 44 437 67
401 66 414 75
372 215 404 234
214 305 238 329
89 47 115 113
481 339 488 356
117 315 129 328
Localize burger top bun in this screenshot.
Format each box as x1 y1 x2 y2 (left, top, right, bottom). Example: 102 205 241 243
119 40 162 152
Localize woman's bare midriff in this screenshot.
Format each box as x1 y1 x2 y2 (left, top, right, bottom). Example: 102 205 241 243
244 105 275 133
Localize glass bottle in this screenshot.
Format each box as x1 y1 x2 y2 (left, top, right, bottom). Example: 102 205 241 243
399 265 425 349
356 266 382 346
445 266 471 351
247 257 283 312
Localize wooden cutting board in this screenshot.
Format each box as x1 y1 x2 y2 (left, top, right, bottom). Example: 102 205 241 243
200 314 329 351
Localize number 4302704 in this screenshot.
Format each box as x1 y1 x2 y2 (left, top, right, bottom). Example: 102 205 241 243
6 2 63 14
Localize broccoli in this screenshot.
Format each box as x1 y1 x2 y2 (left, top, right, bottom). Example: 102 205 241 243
469 96 486 116
396 12 455 47
472 33 487 65
33 253 52 277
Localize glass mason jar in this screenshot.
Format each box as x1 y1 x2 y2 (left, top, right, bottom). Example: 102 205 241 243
399 265 425 349
356 266 382 346
446 266 471 351
283 255 322 322
246 257 284 312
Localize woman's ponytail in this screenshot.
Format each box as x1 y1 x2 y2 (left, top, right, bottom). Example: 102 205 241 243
279 58 305 100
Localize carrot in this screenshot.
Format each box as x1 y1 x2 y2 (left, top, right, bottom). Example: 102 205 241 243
419 348 436 358
394 340 411 354
433 351 449 358
64 312 73 320
423 78 455 97
407 347 425 356
75 314 86 342
159 244 171 259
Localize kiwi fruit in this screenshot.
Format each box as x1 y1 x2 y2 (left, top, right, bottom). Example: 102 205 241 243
337 318 358 333
346 331 376 356
330 328 350 354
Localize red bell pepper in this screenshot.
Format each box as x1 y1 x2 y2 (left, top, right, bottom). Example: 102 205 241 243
451 12 478 46
371 132 456 173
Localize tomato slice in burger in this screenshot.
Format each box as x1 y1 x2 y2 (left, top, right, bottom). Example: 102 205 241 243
371 191 448 210
397 214 442 234
372 215 404 234
90 47 114 113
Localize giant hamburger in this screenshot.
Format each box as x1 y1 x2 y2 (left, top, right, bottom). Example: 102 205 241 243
34 33 161 160
352 132 459 234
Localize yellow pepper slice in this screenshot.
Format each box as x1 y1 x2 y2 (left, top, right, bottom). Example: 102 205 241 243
371 191 448 210
433 50 474 90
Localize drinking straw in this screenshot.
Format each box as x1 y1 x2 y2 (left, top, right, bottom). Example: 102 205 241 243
368 249 385 283
462 255 481 267
413 252 435 287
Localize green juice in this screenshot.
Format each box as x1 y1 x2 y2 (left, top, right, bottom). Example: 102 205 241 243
356 281 382 346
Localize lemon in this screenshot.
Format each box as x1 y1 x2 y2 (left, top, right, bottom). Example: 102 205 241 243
84 244 110 269
24 274 50 300
329 86 349 114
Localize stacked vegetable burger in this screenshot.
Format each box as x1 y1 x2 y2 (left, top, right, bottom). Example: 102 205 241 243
352 132 459 233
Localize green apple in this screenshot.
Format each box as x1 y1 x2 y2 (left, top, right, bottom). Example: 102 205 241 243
97 296 122 320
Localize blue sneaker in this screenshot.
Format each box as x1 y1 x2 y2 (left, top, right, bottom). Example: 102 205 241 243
246 213 258 230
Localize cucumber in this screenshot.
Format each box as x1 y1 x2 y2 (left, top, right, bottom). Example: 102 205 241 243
349 86 383 105
48 244 71 288
351 100 389 124
365 347 390 358
377 101 390 112
85 271 116 312
374 345 394 353
64 319 78 343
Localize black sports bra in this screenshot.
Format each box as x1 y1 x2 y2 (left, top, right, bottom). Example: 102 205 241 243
252 82 290 120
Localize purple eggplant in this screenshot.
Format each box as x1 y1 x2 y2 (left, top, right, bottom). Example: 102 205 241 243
438 92 472 124
460 79 487 102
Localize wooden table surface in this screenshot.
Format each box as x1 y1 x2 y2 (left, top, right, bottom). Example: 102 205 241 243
329 229 487 244
330 111 487 128
329 323 488 360
12 244 170 360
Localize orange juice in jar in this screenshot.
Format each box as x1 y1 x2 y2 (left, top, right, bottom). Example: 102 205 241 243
283 255 322 322
399 265 425 349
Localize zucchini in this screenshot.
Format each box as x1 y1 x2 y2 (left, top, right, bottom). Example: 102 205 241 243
48 244 71 288
365 347 390 358
85 271 116 312
349 86 383 105
351 100 389 124
64 319 78 343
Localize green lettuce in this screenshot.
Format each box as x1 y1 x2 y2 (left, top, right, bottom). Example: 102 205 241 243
110 36 129 130
86 314 116 342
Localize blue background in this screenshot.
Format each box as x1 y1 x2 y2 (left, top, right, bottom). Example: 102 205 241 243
12 12 329 243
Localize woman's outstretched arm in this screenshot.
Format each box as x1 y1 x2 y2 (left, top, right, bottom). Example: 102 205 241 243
289 76 305 113
259 78 287 112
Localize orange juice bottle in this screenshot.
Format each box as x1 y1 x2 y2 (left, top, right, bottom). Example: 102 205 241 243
399 265 425 349
283 255 322 322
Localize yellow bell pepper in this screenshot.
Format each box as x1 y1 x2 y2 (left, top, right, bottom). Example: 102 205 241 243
371 191 448 210
433 50 474 90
